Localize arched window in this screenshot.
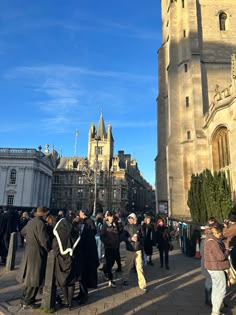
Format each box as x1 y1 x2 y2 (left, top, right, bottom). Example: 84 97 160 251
219 12 227 31
9 169 17 185
212 127 230 171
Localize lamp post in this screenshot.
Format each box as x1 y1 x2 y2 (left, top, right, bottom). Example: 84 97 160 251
93 135 101 216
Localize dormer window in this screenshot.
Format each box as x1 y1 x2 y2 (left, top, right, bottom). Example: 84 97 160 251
219 12 227 31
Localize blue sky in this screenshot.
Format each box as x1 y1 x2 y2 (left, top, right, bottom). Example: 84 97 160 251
0 1 162 186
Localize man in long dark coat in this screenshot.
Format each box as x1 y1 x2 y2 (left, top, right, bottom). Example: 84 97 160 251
20 207 50 309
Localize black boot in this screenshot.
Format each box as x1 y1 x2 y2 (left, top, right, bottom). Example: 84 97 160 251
149 256 154 266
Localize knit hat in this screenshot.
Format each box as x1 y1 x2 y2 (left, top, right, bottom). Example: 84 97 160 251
128 213 137 221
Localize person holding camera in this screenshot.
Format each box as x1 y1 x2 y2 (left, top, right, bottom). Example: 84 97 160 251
121 213 147 293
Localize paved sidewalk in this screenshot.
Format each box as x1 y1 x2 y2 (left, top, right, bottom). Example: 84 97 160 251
1 242 236 315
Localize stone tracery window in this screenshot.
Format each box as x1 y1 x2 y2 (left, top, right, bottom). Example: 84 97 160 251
219 12 227 31
212 127 230 171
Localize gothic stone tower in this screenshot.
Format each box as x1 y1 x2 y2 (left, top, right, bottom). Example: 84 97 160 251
88 114 114 171
156 0 236 219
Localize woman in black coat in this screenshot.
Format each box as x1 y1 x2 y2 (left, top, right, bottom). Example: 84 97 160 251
155 218 171 269
141 215 155 265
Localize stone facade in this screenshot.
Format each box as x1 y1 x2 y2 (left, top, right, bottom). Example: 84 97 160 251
156 0 236 219
0 146 57 209
51 114 155 214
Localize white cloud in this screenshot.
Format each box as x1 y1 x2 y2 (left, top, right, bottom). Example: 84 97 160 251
3 64 156 134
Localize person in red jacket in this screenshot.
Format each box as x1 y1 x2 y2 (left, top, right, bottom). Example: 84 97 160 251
204 223 229 315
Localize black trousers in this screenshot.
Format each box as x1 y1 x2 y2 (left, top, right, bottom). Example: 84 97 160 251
115 247 121 269
159 246 169 267
103 248 117 280
22 286 39 305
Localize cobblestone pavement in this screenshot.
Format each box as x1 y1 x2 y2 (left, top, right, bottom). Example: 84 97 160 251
1 241 236 315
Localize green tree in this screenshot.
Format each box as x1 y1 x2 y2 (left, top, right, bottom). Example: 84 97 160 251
215 171 232 221
202 169 218 219
187 169 232 223
187 174 198 222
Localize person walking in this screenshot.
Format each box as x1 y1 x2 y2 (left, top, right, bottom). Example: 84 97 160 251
20 207 50 309
100 211 120 288
155 218 171 269
121 213 147 293
141 215 155 265
204 222 229 315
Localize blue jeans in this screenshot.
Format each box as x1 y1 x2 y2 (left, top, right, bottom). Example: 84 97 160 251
95 236 102 261
208 270 226 314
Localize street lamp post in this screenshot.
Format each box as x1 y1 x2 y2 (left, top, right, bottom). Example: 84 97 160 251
93 135 101 216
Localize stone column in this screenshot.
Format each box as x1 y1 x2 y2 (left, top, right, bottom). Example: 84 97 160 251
41 250 56 312
6 232 18 271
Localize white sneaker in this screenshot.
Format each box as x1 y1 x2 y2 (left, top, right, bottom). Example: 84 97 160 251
108 281 116 288
140 287 148 293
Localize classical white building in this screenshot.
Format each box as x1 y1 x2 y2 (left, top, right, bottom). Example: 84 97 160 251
0 146 58 209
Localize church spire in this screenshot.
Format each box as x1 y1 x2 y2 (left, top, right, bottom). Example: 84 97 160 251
96 113 107 139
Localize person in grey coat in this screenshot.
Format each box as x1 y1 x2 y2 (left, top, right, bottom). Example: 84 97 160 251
20 207 50 309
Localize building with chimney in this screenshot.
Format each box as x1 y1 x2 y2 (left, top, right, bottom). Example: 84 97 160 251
51 114 155 215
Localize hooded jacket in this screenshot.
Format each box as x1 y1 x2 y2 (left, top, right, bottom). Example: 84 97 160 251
204 233 229 271
122 223 143 252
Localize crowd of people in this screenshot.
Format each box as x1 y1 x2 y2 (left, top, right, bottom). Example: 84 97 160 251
0 207 174 311
3 206 236 315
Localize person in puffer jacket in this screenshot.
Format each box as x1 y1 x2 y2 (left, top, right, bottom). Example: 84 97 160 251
204 223 230 315
121 213 147 293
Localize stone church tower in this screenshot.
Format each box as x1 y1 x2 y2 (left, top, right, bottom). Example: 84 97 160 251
88 114 114 171
156 0 236 219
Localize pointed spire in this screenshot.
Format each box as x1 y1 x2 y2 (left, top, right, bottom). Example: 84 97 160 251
96 113 107 139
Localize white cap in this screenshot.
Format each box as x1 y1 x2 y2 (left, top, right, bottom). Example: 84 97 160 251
128 213 137 222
